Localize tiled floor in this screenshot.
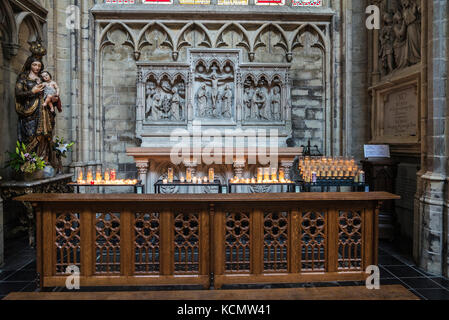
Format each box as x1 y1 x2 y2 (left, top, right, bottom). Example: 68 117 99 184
1 236 449 300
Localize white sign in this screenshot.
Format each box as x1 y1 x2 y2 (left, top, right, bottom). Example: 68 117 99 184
292 0 322 6
364 145 390 158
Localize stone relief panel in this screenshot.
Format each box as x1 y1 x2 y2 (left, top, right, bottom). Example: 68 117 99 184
242 74 283 122
377 0 421 76
192 54 236 120
145 73 186 122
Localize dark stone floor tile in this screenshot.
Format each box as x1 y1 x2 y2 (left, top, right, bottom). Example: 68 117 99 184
408 289 426 300
21 261 36 271
429 277 449 289
379 265 396 279
380 278 402 286
378 255 406 266
4 270 37 282
384 266 426 278
401 277 442 290
0 271 17 281
20 281 38 293
0 282 30 296
416 288 449 300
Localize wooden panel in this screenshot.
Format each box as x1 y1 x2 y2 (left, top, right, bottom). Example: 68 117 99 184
263 210 288 272
213 208 225 276
251 209 263 275
134 211 161 274
224 211 251 273
326 208 338 273
299 209 326 273
337 209 364 272
289 210 300 273
160 209 173 275
121 210 132 276
80 208 93 277
199 208 209 276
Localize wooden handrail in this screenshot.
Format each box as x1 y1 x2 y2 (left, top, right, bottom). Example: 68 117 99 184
16 192 400 203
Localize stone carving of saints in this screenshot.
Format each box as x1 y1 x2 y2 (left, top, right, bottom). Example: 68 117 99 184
393 11 407 70
196 84 208 117
243 87 253 120
401 0 421 65
145 82 156 118
253 88 269 120
379 13 395 75
271 86 281 121
196 72 233 115
171 87 181 121
150 88 163 120
221 84 233 118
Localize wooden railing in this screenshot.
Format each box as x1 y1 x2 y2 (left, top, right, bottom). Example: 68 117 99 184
17 192 399 289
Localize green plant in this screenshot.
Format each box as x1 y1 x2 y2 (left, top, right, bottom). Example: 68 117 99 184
54 137 75 158
6 141 46 173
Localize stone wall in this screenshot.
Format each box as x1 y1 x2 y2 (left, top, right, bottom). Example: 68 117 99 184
350 0 369 160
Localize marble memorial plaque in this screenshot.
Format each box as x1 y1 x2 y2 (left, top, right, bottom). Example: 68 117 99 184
383 85 418 138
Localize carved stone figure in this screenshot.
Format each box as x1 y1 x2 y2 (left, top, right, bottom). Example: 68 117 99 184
171 87 181 121
145 82 156 118
150 88 163 120
401 0 421 65
379 13 395 75
253 88 268 120
221 84 233 118
196 71 233 116
196 84 208 117
271 86 281 121
393 11 407 70
243 87 253 120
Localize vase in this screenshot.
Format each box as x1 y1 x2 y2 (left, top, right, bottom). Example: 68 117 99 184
15 170 45 182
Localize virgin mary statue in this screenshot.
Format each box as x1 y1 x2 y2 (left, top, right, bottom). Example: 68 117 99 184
15 40 60 168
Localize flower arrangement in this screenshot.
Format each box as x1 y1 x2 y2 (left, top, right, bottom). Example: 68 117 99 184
6 141 46 173
54 137 75 158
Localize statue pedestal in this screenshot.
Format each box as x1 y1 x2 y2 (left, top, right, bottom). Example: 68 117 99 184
0 174 74 248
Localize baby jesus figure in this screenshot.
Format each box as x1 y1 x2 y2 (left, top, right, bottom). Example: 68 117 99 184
40 71 61 113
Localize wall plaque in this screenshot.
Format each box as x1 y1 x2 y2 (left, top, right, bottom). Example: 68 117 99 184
371 78 420 150
383 85 418 139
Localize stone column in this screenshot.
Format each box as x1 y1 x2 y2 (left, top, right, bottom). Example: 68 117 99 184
415 0 449 277
0 197 3 267
136 161 149 194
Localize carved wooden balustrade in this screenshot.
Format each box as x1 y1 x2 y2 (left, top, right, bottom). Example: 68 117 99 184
16 192 399 289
